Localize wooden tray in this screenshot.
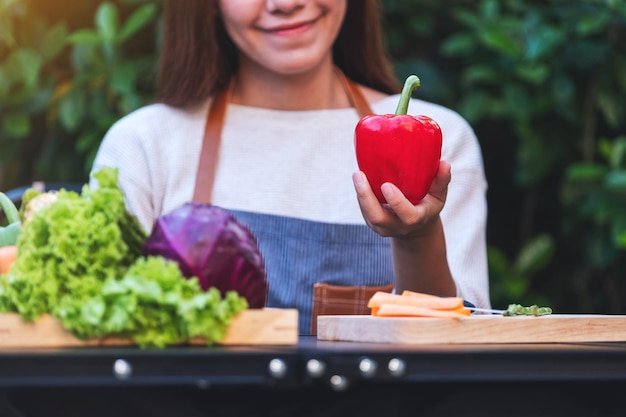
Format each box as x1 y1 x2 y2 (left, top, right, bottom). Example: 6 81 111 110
317 314 626 344
0 308 298 348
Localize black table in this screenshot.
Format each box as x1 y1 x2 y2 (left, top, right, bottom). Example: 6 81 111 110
2 337 626 416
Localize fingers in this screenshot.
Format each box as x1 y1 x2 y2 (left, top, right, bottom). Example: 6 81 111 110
353 161 452 237
380 182 419 222
382 161 451 224
352 171 386 223
428 160 451 203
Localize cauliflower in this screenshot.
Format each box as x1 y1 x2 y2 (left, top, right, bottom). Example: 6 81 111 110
23 191 59 223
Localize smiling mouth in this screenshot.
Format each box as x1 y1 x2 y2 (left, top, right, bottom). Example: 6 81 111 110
262 17 320 36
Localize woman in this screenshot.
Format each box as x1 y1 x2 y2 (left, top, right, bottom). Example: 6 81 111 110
91 0 491 333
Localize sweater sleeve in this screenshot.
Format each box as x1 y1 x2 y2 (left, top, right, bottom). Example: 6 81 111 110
91 114 157 234
438 109 491 309
90 103 206 233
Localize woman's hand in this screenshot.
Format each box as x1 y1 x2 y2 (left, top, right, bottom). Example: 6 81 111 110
353 160 456 296
352 160 451 239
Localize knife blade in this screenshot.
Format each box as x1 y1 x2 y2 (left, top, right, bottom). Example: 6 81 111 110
463 300 505 315
467 307 505 315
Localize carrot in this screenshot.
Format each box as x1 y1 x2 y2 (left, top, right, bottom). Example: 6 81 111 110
374 303 471 318
368 291 464 311
401 289 450 299
0 245 17 275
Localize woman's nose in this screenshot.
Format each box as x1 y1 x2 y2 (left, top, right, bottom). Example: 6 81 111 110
266 0 306 14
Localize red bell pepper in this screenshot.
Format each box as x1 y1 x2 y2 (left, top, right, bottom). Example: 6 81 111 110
354 75 442 205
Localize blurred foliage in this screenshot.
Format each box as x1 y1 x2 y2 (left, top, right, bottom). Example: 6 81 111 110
384 0 626 312
0 0 159 187
1 0 625 313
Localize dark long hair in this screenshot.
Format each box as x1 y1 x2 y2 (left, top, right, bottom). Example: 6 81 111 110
156 0 400 107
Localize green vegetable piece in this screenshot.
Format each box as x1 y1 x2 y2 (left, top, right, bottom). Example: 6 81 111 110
503 304 553 316
0 192 22 247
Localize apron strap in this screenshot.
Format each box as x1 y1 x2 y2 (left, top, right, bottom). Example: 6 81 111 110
334 68 374 120
192 83 231 204
192 71 374 204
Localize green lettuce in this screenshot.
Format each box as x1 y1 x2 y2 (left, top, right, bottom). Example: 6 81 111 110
56 256 248 347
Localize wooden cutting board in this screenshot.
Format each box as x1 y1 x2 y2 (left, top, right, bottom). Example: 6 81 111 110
317 314 626 344
0 308 298 348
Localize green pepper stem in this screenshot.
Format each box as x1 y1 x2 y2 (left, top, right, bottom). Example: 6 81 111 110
394 75 421 116
0 192 20 225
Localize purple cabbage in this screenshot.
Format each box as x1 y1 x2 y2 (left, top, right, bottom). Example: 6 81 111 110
142 202 268 308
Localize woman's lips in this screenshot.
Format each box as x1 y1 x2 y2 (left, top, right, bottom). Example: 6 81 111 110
263 19 317 37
